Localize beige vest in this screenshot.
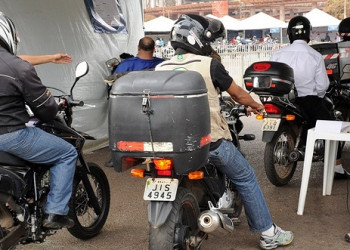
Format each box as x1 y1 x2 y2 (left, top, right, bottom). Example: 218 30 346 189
156 53 232 142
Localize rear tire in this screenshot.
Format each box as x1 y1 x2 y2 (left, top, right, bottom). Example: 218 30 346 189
264 125 297 186
149 187 200 250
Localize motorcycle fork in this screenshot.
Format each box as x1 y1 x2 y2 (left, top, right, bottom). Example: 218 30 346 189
76 154 102 215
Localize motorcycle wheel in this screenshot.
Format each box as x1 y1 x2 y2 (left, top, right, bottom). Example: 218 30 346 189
68 162 110 239
264 125 297 186
149 187 200 250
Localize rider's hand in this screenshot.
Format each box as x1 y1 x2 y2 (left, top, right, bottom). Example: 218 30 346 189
246 104 264 116
52 53 72 64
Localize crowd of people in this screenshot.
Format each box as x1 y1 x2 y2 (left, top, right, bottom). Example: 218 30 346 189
2 8 350 249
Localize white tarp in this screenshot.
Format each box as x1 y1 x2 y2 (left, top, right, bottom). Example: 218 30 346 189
240 12 287 30
144 16 175 32
303 8 340 28
0 0 144 151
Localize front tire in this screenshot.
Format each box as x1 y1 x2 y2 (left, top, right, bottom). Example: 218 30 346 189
149 187 200 250
68 163 110 239
264 125 297 186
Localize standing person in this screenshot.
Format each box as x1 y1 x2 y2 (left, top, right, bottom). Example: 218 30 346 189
270 15 348 178
112 36 164 74
156 14 294 250
324 32 331 42
0 14 77 229
336 16 350 243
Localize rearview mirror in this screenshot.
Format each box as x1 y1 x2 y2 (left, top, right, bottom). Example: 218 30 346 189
105 58 120 69
75 61 89 79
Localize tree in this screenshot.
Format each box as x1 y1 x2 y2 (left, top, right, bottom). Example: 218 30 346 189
324 0 350 19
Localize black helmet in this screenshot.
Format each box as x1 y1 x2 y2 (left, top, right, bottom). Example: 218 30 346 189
170 14 225 56
287 16 311 43
338 17 350 41
0 13 18 55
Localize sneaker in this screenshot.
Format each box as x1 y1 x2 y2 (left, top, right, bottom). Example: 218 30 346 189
334 169 350 180
260 224 294 249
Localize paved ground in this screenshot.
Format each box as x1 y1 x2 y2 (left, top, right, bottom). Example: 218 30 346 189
19 115 350 250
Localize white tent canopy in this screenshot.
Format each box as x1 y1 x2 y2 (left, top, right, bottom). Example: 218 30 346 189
144 16 175 32
240 12 287 30
303 8 340 28
220 15 242 31
206 14 242 31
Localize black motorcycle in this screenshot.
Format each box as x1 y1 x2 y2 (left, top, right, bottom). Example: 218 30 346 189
243 61 341 186
108 70 252 249
0 61 110 249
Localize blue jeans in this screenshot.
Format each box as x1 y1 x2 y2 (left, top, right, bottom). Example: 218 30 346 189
0 127 77 215
209 139 273 233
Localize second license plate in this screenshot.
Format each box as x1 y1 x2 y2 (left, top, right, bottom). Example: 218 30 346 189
262 118 281 131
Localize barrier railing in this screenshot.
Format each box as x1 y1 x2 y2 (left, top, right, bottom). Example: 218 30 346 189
156 43 288 87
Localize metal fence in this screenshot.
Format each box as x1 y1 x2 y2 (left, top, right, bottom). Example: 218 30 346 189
156 43 288 87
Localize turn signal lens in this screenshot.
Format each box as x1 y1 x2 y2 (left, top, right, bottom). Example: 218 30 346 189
153 158 173 170
130 168 145 178
188 171 204 180
285 114 295 121
256 113 264 120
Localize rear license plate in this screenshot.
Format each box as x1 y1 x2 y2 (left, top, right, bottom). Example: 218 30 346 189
143 178 178 201
262 118 281 131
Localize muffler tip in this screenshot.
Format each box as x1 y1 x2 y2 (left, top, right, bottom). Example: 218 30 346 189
198 210 221 233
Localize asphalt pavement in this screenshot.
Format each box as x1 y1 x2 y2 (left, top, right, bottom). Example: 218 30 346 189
19 115 350 250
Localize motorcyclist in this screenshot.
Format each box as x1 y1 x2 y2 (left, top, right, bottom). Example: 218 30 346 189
338 17 350 42
270 15 349 179
0 13 77 229
155 14 294 249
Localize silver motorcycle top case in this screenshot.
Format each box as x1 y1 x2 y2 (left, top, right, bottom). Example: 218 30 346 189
108 70 210 173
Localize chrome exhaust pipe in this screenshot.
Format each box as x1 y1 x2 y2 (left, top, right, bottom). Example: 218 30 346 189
198 209 234 234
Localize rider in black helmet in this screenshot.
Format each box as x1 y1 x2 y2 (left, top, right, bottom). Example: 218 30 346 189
157 14 294 250
287 15 311 44
271 15 348 179
338 17 350 41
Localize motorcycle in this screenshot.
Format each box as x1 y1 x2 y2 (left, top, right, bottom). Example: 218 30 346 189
108 70 254 249
0 61 110 249
243 61 341 186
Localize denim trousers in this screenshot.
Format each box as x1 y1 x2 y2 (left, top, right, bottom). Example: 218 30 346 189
209 139 273 233
0 127 77 215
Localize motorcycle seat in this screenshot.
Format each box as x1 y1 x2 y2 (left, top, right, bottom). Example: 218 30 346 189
0 151 28 166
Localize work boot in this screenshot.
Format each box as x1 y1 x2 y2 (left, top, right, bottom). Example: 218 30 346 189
43 213 74 229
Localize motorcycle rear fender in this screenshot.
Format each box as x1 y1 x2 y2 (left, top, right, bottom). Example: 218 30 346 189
147 201 173 228
262 131 276 142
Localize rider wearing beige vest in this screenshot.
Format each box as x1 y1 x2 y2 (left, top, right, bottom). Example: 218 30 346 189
156 53 232 143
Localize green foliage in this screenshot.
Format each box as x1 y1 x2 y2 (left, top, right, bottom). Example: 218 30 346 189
324 0 350 19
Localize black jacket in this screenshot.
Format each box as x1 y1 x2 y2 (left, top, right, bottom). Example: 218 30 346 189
0 47 58 134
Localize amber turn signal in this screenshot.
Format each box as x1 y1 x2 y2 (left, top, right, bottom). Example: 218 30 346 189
188 171 204 180
130 168 145 178
256 114 264 120
285 114 295 121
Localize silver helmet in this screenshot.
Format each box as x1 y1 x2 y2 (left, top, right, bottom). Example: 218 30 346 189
0 13 18 55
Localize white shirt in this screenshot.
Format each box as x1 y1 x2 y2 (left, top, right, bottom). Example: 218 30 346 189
270 40 329 98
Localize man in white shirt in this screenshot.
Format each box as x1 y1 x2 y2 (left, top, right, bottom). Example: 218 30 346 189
270 15 348 179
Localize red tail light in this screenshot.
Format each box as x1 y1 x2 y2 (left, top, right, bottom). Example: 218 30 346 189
264 103 281 114
253 63 271 71
153 158 173 176
326 69 333 75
